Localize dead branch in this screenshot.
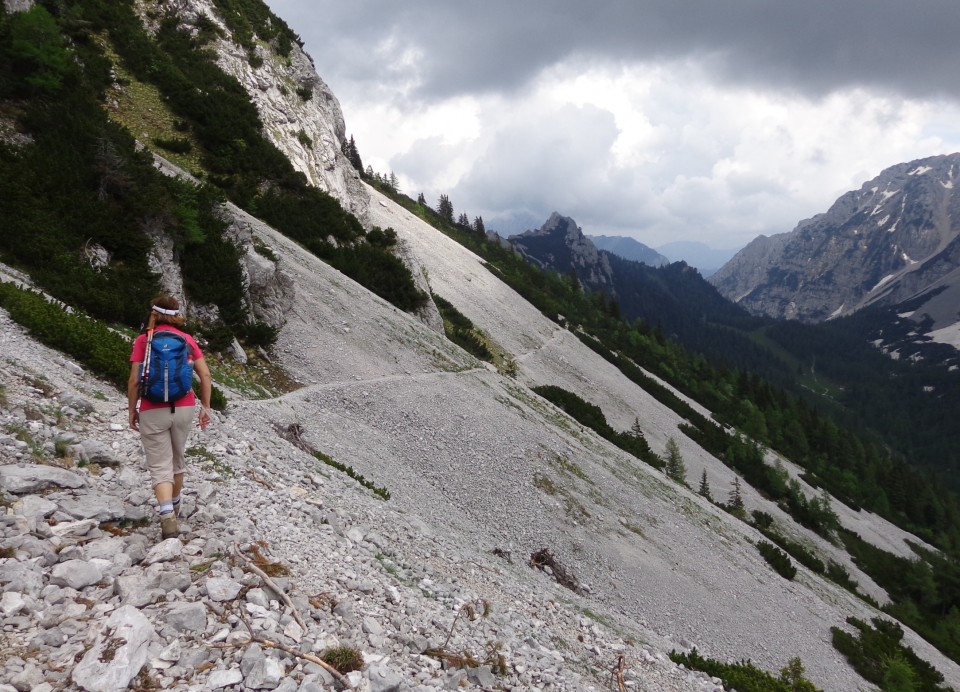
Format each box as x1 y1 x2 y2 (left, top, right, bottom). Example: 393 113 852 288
233 542 307 632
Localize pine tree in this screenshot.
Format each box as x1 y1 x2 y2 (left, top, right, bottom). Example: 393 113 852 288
729 476 746 517
473 215 485 235
342 135 363 173
457 212 469 227
437 194 454 222
698 469 712 501
664 437 686 484
388 171 398 191
417 192 426 206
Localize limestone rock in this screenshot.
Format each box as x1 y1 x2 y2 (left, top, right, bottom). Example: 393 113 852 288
71 605 156 691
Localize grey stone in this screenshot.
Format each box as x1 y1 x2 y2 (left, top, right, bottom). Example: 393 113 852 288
0 591 27 616
369 663 405 692
58 393 95 413
48 518 98 538
163 601 207 633
205 576 242 602
0 464 85 494
298 671 335 691
246 587 270 608
13 495 56 519
467 664 496 688
115 574 164 608
245 656 285 690
157 569 191 593
58 493 125 521
206 668 243 689
143 538 183 565
83 536 126 561
50 560 102 590
240 642 265 676
71 605 155 692
10 663 43 692
80 439 119 466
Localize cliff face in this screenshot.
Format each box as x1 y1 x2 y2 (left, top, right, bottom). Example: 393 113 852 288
710 153 960 327
144 0 370 223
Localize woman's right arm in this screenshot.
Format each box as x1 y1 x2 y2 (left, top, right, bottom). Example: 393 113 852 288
127 362 141 431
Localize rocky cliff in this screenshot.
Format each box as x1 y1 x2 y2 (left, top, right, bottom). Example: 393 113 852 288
146 0 370 223
710 153 960 331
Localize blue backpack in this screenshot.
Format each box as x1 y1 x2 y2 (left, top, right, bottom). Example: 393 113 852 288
140 330 194 409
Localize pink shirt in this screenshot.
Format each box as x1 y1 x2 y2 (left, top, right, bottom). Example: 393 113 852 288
130 325 203 411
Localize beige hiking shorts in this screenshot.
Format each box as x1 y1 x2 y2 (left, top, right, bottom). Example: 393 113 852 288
139 406 194 487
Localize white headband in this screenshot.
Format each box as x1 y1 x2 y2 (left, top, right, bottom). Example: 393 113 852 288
152 305 180 316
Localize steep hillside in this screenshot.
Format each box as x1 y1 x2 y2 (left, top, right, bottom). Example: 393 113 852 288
4 1 960 690
710 153 960 336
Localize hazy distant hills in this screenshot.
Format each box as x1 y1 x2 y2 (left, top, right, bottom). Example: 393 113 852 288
588 235 670 267
588 236 740 277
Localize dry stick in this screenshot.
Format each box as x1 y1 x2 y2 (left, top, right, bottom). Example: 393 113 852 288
612 654 627 692
233 542 307 633
233 600 354 690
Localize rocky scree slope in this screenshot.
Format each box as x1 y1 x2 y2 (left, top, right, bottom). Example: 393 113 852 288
710 153 960 334
3 184 960 690
0 306 724 691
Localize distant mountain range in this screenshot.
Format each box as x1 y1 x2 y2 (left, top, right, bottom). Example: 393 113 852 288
588 235 669 267
710 153 960 354
587 236 740 277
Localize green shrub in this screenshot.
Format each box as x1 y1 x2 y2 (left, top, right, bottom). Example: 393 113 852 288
152 136 192 154
757 540 797 580
313 451 390 500
670 649 821 692
831 617 947 691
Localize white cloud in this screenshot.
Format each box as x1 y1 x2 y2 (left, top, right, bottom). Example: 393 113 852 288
335 53 960 249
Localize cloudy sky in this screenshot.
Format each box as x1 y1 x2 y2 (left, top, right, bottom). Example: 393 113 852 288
269 0 960 251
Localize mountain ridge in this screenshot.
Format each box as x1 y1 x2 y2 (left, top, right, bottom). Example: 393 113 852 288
710 153 960 337
3 2 960 689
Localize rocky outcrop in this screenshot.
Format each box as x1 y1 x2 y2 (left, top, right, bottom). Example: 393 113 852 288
510 212 617 293
710 153 960 325
152 0 370 223
2 0 33 13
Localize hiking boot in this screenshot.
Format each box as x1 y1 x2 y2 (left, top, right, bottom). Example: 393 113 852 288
160 514 179 540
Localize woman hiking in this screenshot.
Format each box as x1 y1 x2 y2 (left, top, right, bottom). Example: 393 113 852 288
127 294 212 540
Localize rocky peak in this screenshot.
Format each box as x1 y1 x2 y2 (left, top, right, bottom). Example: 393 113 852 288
510 212 616 292
710 153 960 324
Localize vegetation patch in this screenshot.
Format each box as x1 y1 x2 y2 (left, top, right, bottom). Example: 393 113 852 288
312 450 390 501
756 540 797 580
670 650 820 692
832 616 949 691
432 294 494 362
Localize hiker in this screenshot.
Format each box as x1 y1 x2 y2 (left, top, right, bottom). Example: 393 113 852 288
127 295 212 539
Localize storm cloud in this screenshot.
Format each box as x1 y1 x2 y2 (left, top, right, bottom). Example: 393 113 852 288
268 0 960 251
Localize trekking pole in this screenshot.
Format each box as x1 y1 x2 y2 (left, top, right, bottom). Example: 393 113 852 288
138 312 157 400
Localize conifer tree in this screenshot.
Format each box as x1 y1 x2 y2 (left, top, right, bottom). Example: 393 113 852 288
664 437 686 484
473 216 485 235
437 194 454 222
342 135 363 173
729 476 746 517
698 469 712 501
417 192 426 206
457 212 469 227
